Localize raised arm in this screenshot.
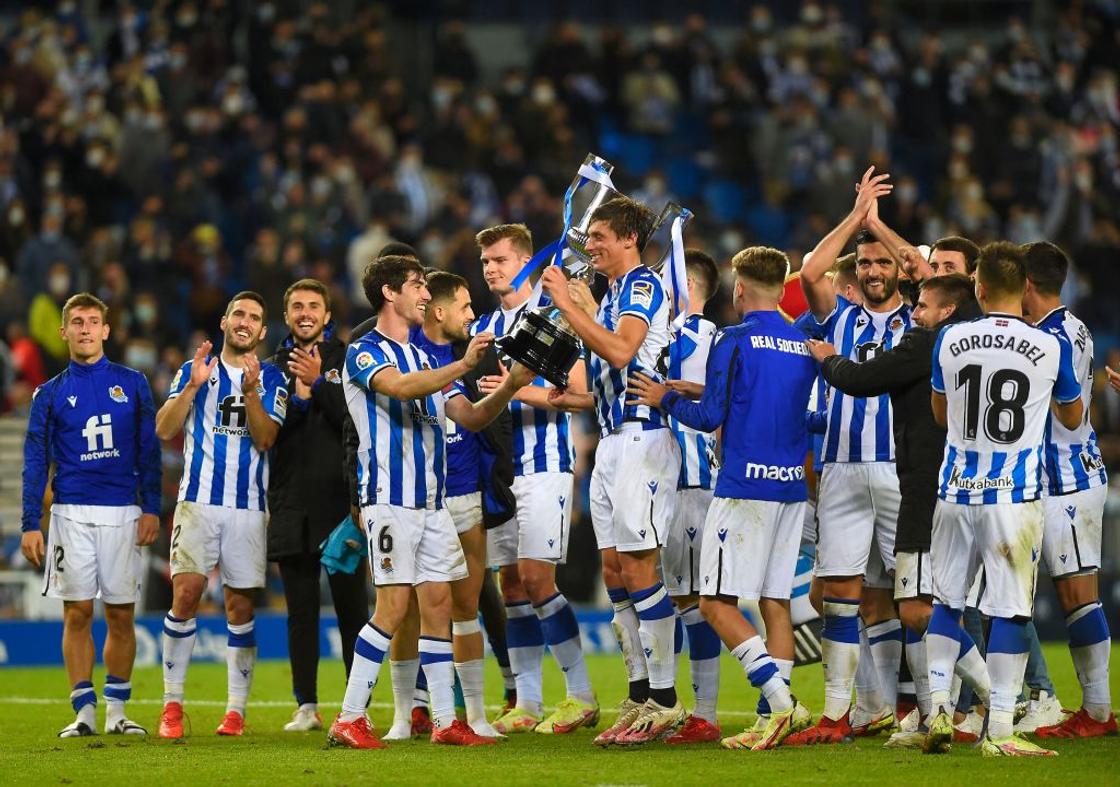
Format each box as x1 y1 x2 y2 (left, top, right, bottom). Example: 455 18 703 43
863 198 930 283
802 166 893 321
156 341 216 440
241 354 281 452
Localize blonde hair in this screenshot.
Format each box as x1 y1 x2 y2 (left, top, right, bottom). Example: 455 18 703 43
475 223 533 256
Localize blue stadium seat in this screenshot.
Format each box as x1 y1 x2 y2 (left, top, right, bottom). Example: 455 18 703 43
666 157 703 200
702 179 745 224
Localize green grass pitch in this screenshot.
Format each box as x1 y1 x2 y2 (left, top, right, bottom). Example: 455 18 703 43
1 645 1117 785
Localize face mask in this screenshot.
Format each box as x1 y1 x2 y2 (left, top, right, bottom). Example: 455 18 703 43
135 303 156 324
834 157 853 176
222 93 244 115
475 95 497 115
8 206 24 226
531 85 555 105
170 52 187 69
125 346 158 371
86 148 106 168
952 136 973 154
49 274 71 296
42 230 61 243
44 171 62 189
965 183 983 201
897 184 918 203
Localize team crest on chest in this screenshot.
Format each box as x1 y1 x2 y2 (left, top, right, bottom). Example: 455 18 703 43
108 385 128 403
325 368 342 384
889 317 903 331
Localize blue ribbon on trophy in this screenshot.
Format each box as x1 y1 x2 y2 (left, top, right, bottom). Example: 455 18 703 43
508 155 618 299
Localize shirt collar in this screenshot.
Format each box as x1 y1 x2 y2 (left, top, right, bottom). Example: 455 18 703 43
68 355 109 375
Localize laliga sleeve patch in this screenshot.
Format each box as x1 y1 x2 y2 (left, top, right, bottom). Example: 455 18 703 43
629 280 654 310
274 386 288 417
170 368 183 393
356 351 374 370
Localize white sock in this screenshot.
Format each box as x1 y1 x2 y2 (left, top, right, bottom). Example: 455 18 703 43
607 588 649 685
341 624 391 718
390 659 419 727
455 659 487 729
70 681 96 727
987 618 1028 739
1067 602 1113 720
821 598 861 720
420 636 456 729
956 630 991 708
633 583 677 692
505 602 544 715
161 615 197 704
535 593 593 702
924 605 961 714
866 619 902 711
904 632 930 720
104 675 130 727
681 604 721 723
226 620 256 716
731 636 792 713
855 620 886 715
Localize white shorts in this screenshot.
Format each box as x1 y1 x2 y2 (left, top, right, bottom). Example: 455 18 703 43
931 499 1043 619
487 472 574 566
170 500 267 589
590 427 680 552
445 492 482 536
42 507 143 604
894 550 933 600
815 462 899 579
1042 485 1107 578
698 497 805 601
663 487 713 596
363 503 467 586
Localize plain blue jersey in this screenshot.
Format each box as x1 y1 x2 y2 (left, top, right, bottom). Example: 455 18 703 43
22 356 161 531
409 325 481 498
661 310 817 503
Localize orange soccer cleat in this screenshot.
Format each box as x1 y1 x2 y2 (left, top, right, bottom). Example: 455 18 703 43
215 710 244 736
430 719 499 746
783 712 853 746
1035 708 1118 739
665 714 722 744
158 702 184 739
328 714 388 750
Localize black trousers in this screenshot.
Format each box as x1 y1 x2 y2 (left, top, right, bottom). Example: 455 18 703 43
277 552 369 706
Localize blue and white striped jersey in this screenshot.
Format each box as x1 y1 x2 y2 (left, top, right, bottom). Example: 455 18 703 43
473 303 575 476
1037 307 1108 495
168 356 287 511
668 313 718 489
344 330 465 510
590 265 672 437
932 314 1081 505
817 296 911 463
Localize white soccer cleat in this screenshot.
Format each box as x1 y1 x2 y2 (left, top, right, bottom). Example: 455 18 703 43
468 721 508 741
283 707 323 732
381 720 415 741
896 708 921 734
106 718 147 735
58 719 97 738
1016 690 1065 733
884 729 927 749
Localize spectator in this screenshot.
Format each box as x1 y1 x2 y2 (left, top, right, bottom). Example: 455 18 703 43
27 261 71 367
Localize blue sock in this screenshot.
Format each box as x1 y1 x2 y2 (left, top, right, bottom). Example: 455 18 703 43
70 680 96 716
536 592 592 699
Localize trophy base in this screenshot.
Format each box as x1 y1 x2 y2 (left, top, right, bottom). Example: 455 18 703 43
495 308 582 390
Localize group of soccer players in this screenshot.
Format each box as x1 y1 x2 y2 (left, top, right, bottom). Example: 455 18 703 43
19 166 1115 757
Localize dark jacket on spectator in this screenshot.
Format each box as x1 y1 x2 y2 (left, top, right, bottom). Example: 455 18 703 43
819 299 980 553
267 325 350 558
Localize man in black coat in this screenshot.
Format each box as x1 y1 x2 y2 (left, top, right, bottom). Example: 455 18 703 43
807 274 978 737
267 278 369 732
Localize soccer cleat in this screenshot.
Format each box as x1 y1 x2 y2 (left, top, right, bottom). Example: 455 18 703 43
923 710 954 754
58 720 97 738
492 706 542 735
896 708 921 734
536 697 600 734
885 729 927 749
467 720 507 741
158 702 184 739
666 714 722 744
430 719 498 746
593 698 644 747
613 699 687 746
328 713 387 750
982 733 1058 757
852 705 895 737
410 706 433 736
953 710 985 743
1035 708 1118 739
216 710 244 736
381 721 414 742
750 703 806 750
283 707 323 732
783 711 852 746
1016 690 1065 733
106 718 147 735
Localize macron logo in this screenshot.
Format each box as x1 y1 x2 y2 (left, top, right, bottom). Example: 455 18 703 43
745 462 805 482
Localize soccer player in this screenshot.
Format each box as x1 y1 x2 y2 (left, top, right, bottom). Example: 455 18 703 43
473 224 598 735
154 292 288 738
540 196 683 745
1021 241 1115 738
659 249 724 744
628 246 817 751
267 279 369 733
328 255 532 750
923 242 1083 758
405 270 510 740
807 274 990 747
787 167 907 745
21 293 160 738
